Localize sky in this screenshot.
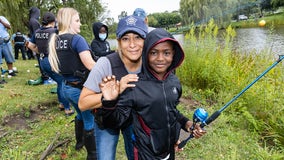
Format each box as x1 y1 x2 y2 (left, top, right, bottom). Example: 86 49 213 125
101 0 180 22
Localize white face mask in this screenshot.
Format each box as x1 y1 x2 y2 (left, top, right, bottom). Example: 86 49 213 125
99 33 107 41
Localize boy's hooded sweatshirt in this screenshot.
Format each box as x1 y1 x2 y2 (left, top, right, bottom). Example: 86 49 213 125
103 28 189 159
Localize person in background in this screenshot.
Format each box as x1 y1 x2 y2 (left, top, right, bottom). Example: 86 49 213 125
0 15 17 77
28 6 51 85
99 28 206 159
48 7 96 159
90 22 114 59
79 15 148 160
28 7 41 36
133 8 155 32
26 11 74 116
11 30 28 60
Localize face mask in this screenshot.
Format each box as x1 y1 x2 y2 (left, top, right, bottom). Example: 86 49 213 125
99 33 107 41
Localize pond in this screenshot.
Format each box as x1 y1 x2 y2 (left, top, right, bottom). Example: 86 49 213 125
233 25 284 54
108 25 284 55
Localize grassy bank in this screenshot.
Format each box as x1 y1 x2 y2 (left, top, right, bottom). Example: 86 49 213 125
231 12 284 28
1 21 284 159
176 21 284 159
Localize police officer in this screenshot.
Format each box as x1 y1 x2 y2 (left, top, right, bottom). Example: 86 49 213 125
26 12 73 116
48 8 96 159
12 30 27 60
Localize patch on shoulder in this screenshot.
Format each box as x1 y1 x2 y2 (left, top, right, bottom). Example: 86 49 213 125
172 87 178 95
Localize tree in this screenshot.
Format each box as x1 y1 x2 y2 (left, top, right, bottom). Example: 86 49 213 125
0 0 104 40
118 11 128 21
260 0 272 14
271 0 284 8
180 0 237 27
149 11 181 29
179 0 269 28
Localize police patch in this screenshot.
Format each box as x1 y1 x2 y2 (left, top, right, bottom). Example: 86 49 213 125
126 16 137 26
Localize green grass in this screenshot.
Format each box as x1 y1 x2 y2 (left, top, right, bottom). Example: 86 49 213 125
1 60 282 159
1 20 284 159
176 21 284 159
0 60 128 159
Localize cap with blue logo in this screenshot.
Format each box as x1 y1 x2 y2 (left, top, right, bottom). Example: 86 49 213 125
116 15 148 39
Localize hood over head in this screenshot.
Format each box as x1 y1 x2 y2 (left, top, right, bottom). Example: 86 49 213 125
29 7 40 20
142 28 185 80
92 22 109 41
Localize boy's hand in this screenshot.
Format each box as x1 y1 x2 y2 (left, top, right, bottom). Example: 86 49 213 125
185 121 206 139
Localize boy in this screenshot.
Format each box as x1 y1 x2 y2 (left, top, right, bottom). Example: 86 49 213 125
100 28 206 159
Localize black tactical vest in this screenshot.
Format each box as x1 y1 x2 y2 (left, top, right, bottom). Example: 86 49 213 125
14 32 25 43
106 53 128 81
35 27 57 56
56 34 88 76
94 52 130 130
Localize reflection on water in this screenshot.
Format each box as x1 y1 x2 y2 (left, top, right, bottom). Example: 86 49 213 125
108 26 284 54
234 26 284 54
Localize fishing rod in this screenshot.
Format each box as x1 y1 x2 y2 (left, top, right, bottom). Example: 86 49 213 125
178 54 284 149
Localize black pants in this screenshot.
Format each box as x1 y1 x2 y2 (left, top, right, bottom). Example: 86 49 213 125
14 43 27 60
26 48 35 59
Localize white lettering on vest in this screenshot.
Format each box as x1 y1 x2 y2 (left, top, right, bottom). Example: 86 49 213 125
35 33 49 39
56 39 68 49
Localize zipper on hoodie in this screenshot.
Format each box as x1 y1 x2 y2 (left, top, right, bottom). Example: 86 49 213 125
162 82 171 150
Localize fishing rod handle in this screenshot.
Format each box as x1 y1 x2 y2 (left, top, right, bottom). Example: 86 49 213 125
178 110 221 149
178 134 194 149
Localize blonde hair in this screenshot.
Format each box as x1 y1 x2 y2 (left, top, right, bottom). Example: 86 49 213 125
48 7 79 73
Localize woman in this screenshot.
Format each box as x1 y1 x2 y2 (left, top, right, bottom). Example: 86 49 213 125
99 28 206 159
48 7 96 159
27 11 74 116
79 15 148 160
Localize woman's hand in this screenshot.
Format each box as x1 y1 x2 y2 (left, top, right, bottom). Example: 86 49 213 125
99 75 120 100
99 74 138 100
119 74 138 94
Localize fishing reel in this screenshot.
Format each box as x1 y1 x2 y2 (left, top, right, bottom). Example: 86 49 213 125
178 108 208 149
189 108 208 133
189 108 208 135
193 108 208 124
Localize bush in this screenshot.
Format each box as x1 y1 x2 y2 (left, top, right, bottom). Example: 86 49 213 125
176 19 284 153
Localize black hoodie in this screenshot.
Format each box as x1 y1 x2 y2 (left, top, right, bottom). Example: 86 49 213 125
90 22 114 57
103 28 189 159
29 7 40 36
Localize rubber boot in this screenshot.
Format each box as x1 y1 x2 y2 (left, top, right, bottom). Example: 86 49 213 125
84 129 97 160
75 117 84 150
27 76 43 85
